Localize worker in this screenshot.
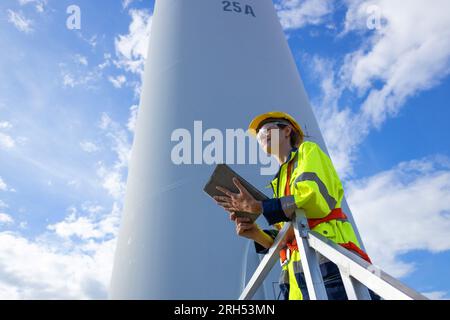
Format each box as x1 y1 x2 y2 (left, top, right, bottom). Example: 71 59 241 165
214 111 378 300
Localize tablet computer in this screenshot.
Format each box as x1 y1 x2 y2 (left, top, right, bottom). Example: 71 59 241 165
203 164 268 223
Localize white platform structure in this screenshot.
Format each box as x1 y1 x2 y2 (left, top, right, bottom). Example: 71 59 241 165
239 209 428 300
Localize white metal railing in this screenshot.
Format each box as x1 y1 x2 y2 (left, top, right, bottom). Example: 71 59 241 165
239 209 428 300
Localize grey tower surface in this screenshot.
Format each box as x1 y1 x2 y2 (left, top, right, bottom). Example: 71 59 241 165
109 0 365 299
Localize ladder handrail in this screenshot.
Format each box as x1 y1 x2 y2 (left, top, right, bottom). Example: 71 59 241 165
292 211 328 300
239 222 291 300
239 209 428 300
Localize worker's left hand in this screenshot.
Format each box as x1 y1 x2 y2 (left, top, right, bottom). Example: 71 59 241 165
214 178 262 215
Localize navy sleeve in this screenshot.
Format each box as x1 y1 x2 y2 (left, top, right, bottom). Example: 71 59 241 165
254 229 280 254
261 198 291 225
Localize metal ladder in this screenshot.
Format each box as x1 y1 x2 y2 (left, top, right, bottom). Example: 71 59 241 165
239 209 428 300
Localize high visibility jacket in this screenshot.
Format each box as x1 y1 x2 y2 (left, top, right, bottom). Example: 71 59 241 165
266 141 364 300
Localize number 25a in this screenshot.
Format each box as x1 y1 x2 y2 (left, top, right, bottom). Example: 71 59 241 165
222 1 256 18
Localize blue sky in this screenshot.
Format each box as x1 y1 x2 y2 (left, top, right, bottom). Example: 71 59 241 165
0 0 449 299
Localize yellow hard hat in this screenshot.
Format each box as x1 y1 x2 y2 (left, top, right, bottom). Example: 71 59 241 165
248 111 304 139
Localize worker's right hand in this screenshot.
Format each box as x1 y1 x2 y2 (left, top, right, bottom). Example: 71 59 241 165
228 211 237 221
233 216 260 240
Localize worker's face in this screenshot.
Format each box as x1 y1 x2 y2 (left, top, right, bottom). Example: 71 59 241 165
257 122 292 155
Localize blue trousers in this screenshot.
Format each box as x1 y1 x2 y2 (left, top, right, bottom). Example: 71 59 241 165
280 261 380 300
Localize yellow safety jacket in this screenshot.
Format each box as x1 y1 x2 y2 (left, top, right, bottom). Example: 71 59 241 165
267 141 364 300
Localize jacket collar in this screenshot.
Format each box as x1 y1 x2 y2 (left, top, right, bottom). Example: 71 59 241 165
285 147 298 165
271 146 299 183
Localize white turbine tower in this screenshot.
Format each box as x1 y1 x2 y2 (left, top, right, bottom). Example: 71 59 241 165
109 0 365 299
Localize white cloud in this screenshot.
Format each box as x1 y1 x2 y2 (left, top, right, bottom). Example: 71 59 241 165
0 112 127 297
62 73 76 88
74 54 88 66
59 51 109 89
0 121 16 149
309 56 365 177
127 105 139 133
341 0 450 127
80 141 99 153
96 112 134 200
67 180 80 188
7 10 33 33
0 177 9 192
122 0 140 9
122 0 133 9
0 214 14 226
0 201 8 209
97 168 126 200
99 113 113 130
0 122 13 130
0 133 15 149
81 203 104 215
114 9 152 75
108 75 127 89
61 72 92 88
0 202 121 299
18 0 47 13
0 231 115 299
422 291 449 300
275 0 334 30
347 156 450 278
98 53 112 70
60 68 101 89
308 0 450 178
48 205 118 241
76 33 98 49
0 41 138 297
98 113 132 170
0 107 134 299
0 109 131 299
